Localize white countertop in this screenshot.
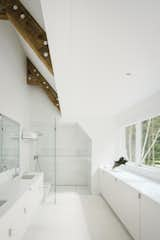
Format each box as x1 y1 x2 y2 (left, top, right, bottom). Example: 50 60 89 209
0 172 43 219
100 166 160 205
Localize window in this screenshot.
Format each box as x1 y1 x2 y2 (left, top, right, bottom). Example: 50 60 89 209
125 124 136 162
125 115 160 168
142 116 160 167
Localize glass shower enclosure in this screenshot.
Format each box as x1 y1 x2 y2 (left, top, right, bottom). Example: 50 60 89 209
30 118 91 203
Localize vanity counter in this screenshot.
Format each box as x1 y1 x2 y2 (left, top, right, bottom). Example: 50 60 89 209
100 166 160 205
0 172 43 218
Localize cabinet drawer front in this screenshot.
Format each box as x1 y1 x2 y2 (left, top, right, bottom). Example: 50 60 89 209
141 195 160 240
101 171 116 206
115 180 139 240
100 170 140 240
0 215 12 240
0 174 43 240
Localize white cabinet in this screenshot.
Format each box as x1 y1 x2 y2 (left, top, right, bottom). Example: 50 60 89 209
100 168 160 240
115 180 139 240
100 169 117 207
0 174 43 240
0 213 12 240
0 201 24 240
140 194 160 240
9 200 26 240
100 169 139 239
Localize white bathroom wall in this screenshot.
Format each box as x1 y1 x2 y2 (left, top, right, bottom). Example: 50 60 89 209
78 117 118 193
116 90 160 127
0 21 30 173
56 122 91 187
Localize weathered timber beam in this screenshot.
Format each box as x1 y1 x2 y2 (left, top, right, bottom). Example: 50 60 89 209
27 58 60 112
3 0 53 74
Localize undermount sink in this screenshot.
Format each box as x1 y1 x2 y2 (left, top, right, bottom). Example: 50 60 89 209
0 200 7 207
21 174 35 180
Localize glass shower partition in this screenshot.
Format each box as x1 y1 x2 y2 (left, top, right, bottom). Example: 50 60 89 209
30 118 91 203
30 119 56 203
55 120 91 195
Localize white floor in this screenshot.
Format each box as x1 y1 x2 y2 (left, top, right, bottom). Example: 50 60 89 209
22 188 133 240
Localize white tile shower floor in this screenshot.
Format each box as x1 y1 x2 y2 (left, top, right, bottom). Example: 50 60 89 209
22 188 133 240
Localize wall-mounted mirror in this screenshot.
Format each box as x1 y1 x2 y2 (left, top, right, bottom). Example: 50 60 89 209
0 114 20 173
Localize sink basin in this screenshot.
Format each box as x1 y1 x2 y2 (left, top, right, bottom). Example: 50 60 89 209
0 200 7 207
21 174 35 180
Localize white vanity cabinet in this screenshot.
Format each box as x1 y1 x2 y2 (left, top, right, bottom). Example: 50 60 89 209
0 173 43 240
100 169 117 208
100 169 139 239
0 198 25 240
140 194 160 240
115 180 140 240
19 176 43 228
8 199 27 240
24 176 43 217
100 167 160 240
0 213 12 240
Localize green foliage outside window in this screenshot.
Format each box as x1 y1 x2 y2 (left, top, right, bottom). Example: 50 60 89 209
125 116 160 167
142 116 160 166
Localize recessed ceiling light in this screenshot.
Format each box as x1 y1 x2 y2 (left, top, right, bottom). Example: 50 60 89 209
125 73 132 76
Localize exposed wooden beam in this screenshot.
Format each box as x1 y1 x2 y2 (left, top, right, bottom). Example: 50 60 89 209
27 58 60 112
2 0 53 74
0 1 8 19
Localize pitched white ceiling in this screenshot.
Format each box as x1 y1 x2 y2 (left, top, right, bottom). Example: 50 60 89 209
41 0 160 120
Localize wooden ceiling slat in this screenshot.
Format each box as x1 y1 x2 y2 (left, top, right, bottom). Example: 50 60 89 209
2 0 53 74
27 58 60 112
0 0 8 19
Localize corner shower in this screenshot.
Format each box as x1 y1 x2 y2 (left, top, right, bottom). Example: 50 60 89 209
29 119 91 202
